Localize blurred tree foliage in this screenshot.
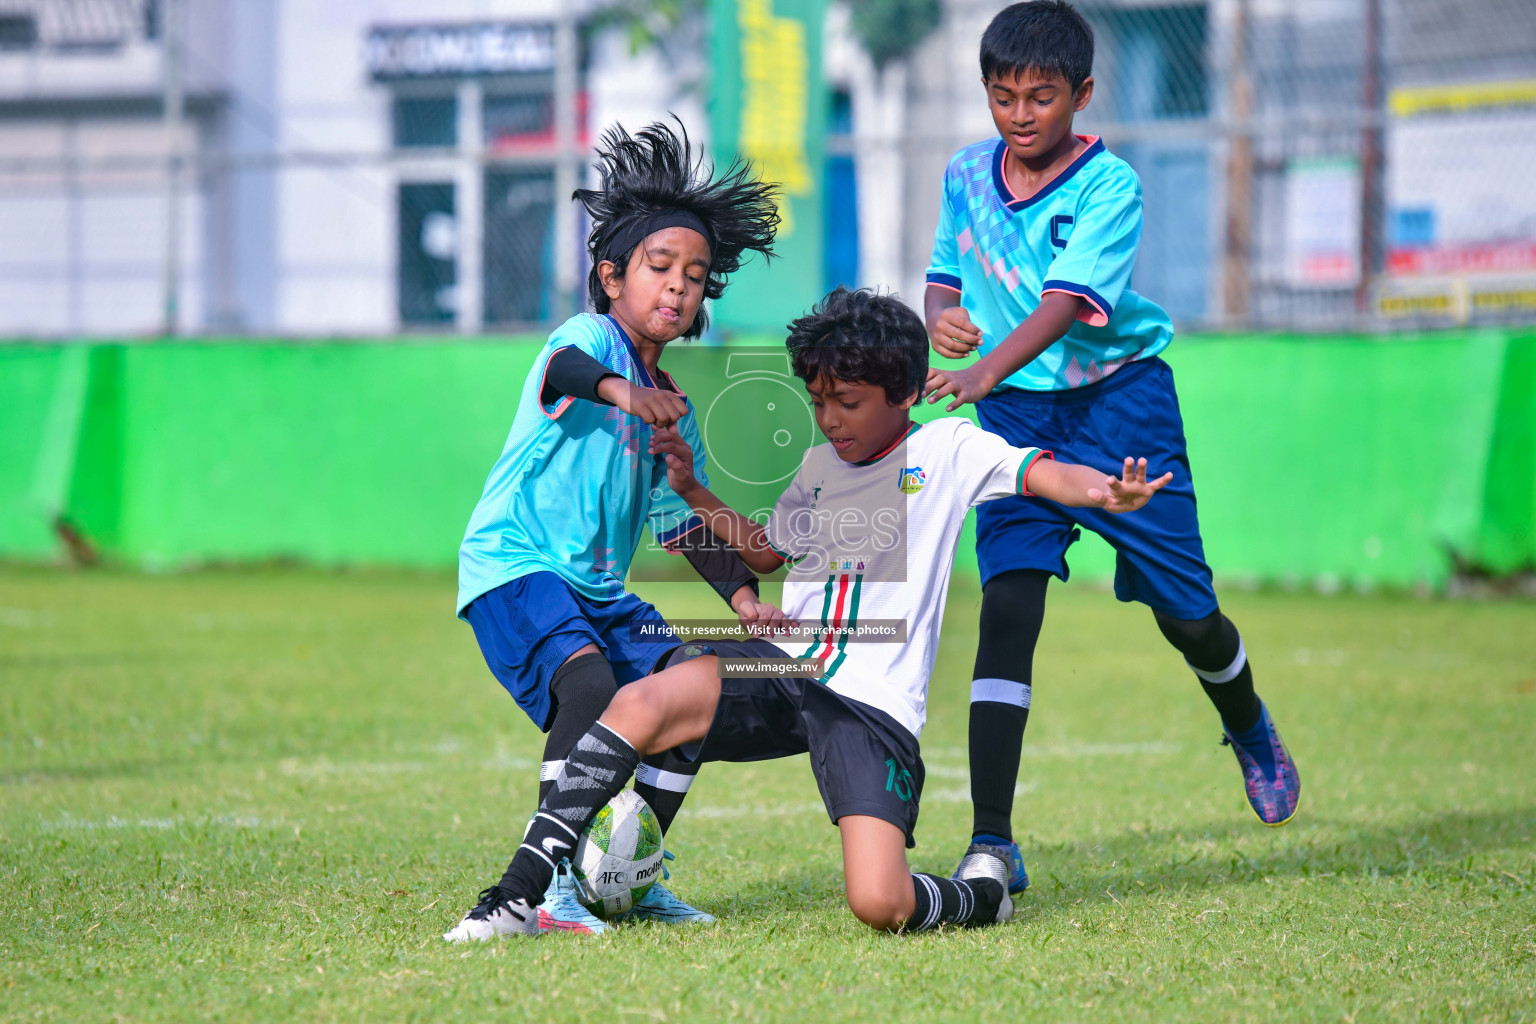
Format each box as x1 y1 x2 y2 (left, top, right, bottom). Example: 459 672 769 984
592 0 941 74
847 0 941 69
591 0 706 61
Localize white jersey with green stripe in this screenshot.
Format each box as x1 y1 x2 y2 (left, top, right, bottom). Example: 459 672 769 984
762 417 1049 739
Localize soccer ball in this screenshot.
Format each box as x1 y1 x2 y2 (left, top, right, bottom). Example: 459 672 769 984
571 789 665 918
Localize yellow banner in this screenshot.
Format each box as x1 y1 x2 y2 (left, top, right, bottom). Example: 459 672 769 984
1389 78 1536 118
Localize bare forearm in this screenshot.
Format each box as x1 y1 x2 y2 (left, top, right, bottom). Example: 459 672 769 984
1026 459 1113 507
595 375 629 406
675 484 783 574
971 292 1084 387
924 285 962 337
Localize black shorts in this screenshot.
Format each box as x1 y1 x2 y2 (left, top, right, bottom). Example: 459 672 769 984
677 639 925 848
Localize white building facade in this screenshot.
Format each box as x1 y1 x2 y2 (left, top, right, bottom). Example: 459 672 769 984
0 0 690 337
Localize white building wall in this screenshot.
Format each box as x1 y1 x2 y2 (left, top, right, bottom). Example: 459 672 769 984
0 0 678 337
587 29 707 148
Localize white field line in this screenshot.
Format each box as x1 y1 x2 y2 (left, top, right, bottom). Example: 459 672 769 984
924 741 1181 761
686 802 828 820
39 813 287 831
274 753 534 778
0 607 54 628
683 781 1036 819
278 758 431 778
925 781 1036 804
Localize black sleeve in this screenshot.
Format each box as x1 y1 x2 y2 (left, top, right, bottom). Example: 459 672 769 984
670 524 760 607
541 346 622 406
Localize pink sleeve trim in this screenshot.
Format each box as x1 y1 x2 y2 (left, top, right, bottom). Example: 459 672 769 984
653 366 688 399
658 517 706 550
538 346 578 421
1041 287 1110 328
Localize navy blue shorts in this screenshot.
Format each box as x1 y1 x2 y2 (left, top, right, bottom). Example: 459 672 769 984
974 357 1218 621
463 572 678 731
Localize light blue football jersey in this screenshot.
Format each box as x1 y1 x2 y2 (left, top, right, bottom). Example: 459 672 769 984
456 312 707 615
926 135 1174 392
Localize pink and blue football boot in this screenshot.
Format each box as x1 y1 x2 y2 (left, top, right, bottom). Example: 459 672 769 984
1222 702 1300 826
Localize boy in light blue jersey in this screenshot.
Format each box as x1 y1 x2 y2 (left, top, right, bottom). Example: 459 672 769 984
457 310 713 620
451 121 789 933
923 1 1300 892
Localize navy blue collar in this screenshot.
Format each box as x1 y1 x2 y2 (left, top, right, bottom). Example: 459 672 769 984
992 135 1104 212
605 313 659 390
603 313 686 395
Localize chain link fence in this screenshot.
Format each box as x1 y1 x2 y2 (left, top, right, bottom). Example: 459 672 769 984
920 0 1536 331
0 1 583 337
0 0 1533 337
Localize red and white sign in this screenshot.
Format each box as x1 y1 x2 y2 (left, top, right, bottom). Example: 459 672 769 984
1386 240 1536 277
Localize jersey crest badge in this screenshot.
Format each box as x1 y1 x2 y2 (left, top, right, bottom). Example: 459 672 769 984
898 466 927 494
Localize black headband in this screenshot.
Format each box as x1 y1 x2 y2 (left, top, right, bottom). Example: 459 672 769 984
599 208 716 267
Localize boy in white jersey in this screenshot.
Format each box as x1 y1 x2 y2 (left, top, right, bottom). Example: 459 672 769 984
445 287 1168 940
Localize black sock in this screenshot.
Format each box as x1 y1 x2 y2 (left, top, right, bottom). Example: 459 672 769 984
634 746 699 835
539 652 618 803
968 570 1048 842
630 641 715 835
968 700 1029 841
905 873 1004 932
1154 610 1262 733
498 721 639 904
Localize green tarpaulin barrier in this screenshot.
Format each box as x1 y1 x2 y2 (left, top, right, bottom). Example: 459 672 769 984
2 329 1532 588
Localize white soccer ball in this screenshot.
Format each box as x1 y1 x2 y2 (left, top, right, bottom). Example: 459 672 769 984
571 789 665 918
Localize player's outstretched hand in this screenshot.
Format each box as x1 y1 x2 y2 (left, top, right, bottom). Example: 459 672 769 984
600 378 689 429
648 426 699 495
925 365 996 412
931 306 982 359
733 593 799 637
1087 457 1173 513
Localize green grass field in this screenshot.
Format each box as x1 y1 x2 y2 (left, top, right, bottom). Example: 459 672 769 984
2 566 1533 1022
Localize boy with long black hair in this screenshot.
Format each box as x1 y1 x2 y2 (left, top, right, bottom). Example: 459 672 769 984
451 120 788 932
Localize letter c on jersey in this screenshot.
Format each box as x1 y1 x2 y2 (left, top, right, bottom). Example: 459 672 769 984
1050 215 1074 250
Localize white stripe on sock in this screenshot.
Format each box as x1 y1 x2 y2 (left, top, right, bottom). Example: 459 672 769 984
536 811 579 841
540 759 565 781
917 874 942 931
634 763 695 793
1187 637 1247 684
592 721 638 754
970 677 1031 708
519 842 556 869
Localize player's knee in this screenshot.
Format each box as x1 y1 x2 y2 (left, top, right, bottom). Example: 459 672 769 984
975 570 1048 677
846 887 911 932
1153 608 1229 660
1155 607 1216 647
979 570 1048 630
844 876 915 932
601 682 667 755
549 651 617 715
